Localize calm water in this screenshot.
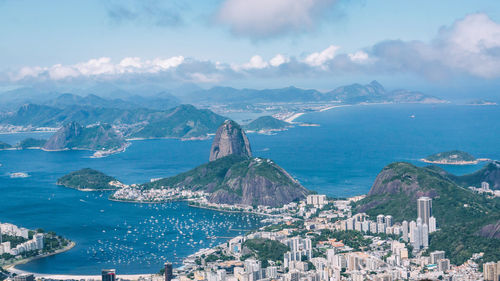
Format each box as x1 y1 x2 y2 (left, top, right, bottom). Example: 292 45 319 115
0 104 499 274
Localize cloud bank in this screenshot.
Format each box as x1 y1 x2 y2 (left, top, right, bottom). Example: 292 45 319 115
7 13 500 85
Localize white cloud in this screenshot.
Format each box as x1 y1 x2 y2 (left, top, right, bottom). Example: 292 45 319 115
270 54 289 67
437 13 500 78
217 0 337 38
372 13 500 79
348 51 369 63
304 45 340 67
11 56 185 81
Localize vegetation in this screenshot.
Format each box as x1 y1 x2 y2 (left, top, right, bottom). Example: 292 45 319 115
354 162 500 264
17 138 47 149
0 103 226 140
310 230 372 251
143 155 308 206
57 168 118 190
424 150 476 163
131 105 226 139
0 141 12 149
242 238 290 263
244 116 290 132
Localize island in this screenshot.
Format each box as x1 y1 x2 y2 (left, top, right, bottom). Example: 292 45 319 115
243 116 292 133
467 99 498 106
57 168 124 191
421 150 486 165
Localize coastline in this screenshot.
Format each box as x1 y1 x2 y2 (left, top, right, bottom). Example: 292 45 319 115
4 241 76 272
420 158 490 165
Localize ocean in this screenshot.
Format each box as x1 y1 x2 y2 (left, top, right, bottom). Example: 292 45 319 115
0 103 498 274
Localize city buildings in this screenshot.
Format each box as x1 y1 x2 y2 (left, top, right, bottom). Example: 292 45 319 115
101 269 116 281
417 197 432 226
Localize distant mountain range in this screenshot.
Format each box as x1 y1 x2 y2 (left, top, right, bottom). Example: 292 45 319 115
182 81 446 105
0 104 226 139
0 81 446 112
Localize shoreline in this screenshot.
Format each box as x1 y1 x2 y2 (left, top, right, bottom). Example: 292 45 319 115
420 158 490 165
4 241 76 273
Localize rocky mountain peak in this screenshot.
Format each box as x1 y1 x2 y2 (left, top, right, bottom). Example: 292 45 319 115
209 120 252 161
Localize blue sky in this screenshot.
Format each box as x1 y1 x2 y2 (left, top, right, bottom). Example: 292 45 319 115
1 0 500 96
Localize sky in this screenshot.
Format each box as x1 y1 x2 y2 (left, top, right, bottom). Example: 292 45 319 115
1 0 500 97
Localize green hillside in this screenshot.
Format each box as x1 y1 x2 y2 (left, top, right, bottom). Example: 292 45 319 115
57 168 118 190
354 162 500 264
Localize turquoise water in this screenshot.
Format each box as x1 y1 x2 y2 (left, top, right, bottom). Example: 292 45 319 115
0 104 499 274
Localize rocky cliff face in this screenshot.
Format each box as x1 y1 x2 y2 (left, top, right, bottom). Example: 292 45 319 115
43 122 83 150
209 120 252 161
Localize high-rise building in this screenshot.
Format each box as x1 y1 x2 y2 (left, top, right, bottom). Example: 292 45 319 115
13 274 35 281
417 197 432 226
430 251 445 264
402 221 408 242
385 215 393 227
429 216 437 233
376 215 385 224
437 259 450 272
102 269 116 281
483 262 498 281
422 223 429 248
409 221 418 248
34 233 44 250
165 262 173 281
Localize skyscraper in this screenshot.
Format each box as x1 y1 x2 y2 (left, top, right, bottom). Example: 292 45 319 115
402 221 408 242
409 220 419 250
417 197 432 226
429 216 437 233
102 269 116 281
385 215 393 227
165 262 173 281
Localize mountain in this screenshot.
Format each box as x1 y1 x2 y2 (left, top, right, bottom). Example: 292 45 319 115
57 168 119 191
0 141 12 150
454 161 500 190
143 155 309 207
0 104 225 140
43 122 126 151
209 120 252 161
140 120 308 207
354 162 500 264
17 138 47 149
129 104 226 139
43 93 180 110
244 116 291 132
325 81 446 104
325 81 387 104
184 86 323 104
